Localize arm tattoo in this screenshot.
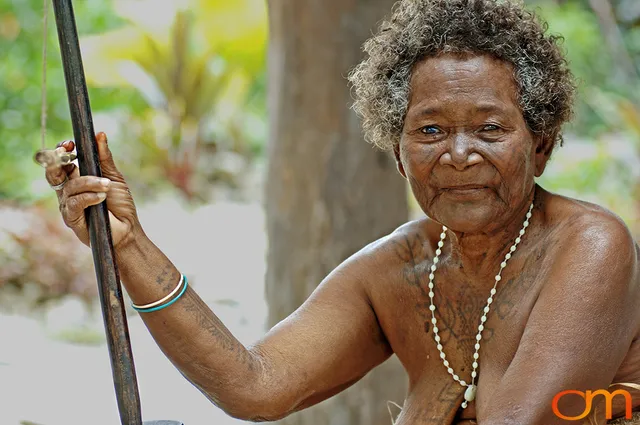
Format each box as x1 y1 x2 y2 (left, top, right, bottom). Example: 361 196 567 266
156 263 179 291
181 289 255 369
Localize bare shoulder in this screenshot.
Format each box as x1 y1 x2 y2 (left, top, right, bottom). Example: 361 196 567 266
542 190 638 260
358 216 440 263
343 217 440 288
541 190 640 326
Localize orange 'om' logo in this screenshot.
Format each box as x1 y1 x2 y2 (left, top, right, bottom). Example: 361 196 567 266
551 389 632 421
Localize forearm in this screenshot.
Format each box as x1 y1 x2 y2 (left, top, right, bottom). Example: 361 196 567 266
114 230 266 419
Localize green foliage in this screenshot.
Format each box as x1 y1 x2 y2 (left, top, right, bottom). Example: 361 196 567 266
0 0 268 203
71 0 268 200
539 141 638 224
528 0 640 233
0 0 145 202
531 0 639 137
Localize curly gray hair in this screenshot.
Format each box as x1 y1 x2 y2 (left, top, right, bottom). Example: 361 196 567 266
348 0 576 151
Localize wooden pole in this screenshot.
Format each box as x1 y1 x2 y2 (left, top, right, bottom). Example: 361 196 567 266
50 1 143 423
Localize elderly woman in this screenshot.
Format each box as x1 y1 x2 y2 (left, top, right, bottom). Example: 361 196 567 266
44 0 639 424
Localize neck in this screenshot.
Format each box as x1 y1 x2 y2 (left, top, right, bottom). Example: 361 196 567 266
446 187 538 278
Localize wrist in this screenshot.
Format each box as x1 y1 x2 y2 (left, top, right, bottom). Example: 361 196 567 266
114 225 150 263
112 227 180 303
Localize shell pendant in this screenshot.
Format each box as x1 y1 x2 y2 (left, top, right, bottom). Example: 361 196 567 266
464 384 477 404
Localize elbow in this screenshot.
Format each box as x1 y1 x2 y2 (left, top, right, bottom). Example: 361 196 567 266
215 387 294 422
198 367 297 421
225 404 289 422
195 348 301 422
183 373 287 421
223 348 303 422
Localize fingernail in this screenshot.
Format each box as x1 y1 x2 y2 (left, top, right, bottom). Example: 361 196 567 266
100 178 111 187
97 192 107 200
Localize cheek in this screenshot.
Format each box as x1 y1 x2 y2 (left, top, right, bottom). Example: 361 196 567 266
400 143 437 177
401 144 438 208
514 142 537 179
491 133 534 172
491 139 536 202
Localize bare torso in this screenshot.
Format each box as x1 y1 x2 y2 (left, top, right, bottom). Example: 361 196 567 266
364 189 640 425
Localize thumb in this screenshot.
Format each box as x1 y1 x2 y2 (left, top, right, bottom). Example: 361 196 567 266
96 132 123 181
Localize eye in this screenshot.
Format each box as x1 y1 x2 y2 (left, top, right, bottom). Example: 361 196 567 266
420 125 441 135
482 124 500 132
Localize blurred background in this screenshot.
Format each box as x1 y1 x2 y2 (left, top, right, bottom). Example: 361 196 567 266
0 0 638 424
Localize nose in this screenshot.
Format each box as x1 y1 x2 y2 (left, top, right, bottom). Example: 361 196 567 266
439 133 483 170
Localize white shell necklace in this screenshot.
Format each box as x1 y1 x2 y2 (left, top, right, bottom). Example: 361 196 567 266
428 202 534 409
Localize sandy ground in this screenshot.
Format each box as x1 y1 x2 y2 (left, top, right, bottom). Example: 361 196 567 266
0 200 268 425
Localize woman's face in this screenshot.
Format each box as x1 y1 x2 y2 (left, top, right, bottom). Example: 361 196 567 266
397 53 549 233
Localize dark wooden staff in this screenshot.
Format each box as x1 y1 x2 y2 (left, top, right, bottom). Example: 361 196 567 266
50 1 182 424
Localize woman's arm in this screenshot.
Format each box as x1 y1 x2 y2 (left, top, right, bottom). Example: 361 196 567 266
45 134 393 421
480 214 640 425
116 231 392 421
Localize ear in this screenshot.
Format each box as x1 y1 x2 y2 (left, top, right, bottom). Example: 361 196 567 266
393 143 407 179
534 132 555 177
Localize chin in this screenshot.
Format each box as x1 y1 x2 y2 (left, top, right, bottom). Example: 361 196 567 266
436 218 492 234
424 200 499 234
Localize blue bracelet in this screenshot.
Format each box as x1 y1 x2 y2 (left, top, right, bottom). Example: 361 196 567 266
133 276 189 313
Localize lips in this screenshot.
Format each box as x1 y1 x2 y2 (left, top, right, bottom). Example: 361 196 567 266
443 185 488 191
441 185 490 198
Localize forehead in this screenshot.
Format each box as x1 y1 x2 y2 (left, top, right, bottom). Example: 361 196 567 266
406 54 521 120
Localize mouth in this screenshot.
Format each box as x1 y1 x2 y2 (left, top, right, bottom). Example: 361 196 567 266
443 185 488 191
441 185 490 198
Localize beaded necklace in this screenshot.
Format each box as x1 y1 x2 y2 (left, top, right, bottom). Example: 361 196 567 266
428 202 534 408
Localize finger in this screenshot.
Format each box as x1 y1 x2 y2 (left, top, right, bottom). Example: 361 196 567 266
44 147 72 191
104 180 136 212
63 163 77 177
61 175 111 197
95 132 124 181
58 160 79 186
61 192 107 226
56 140 75 151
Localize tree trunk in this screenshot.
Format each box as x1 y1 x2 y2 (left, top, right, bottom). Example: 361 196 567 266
265 1 409 425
